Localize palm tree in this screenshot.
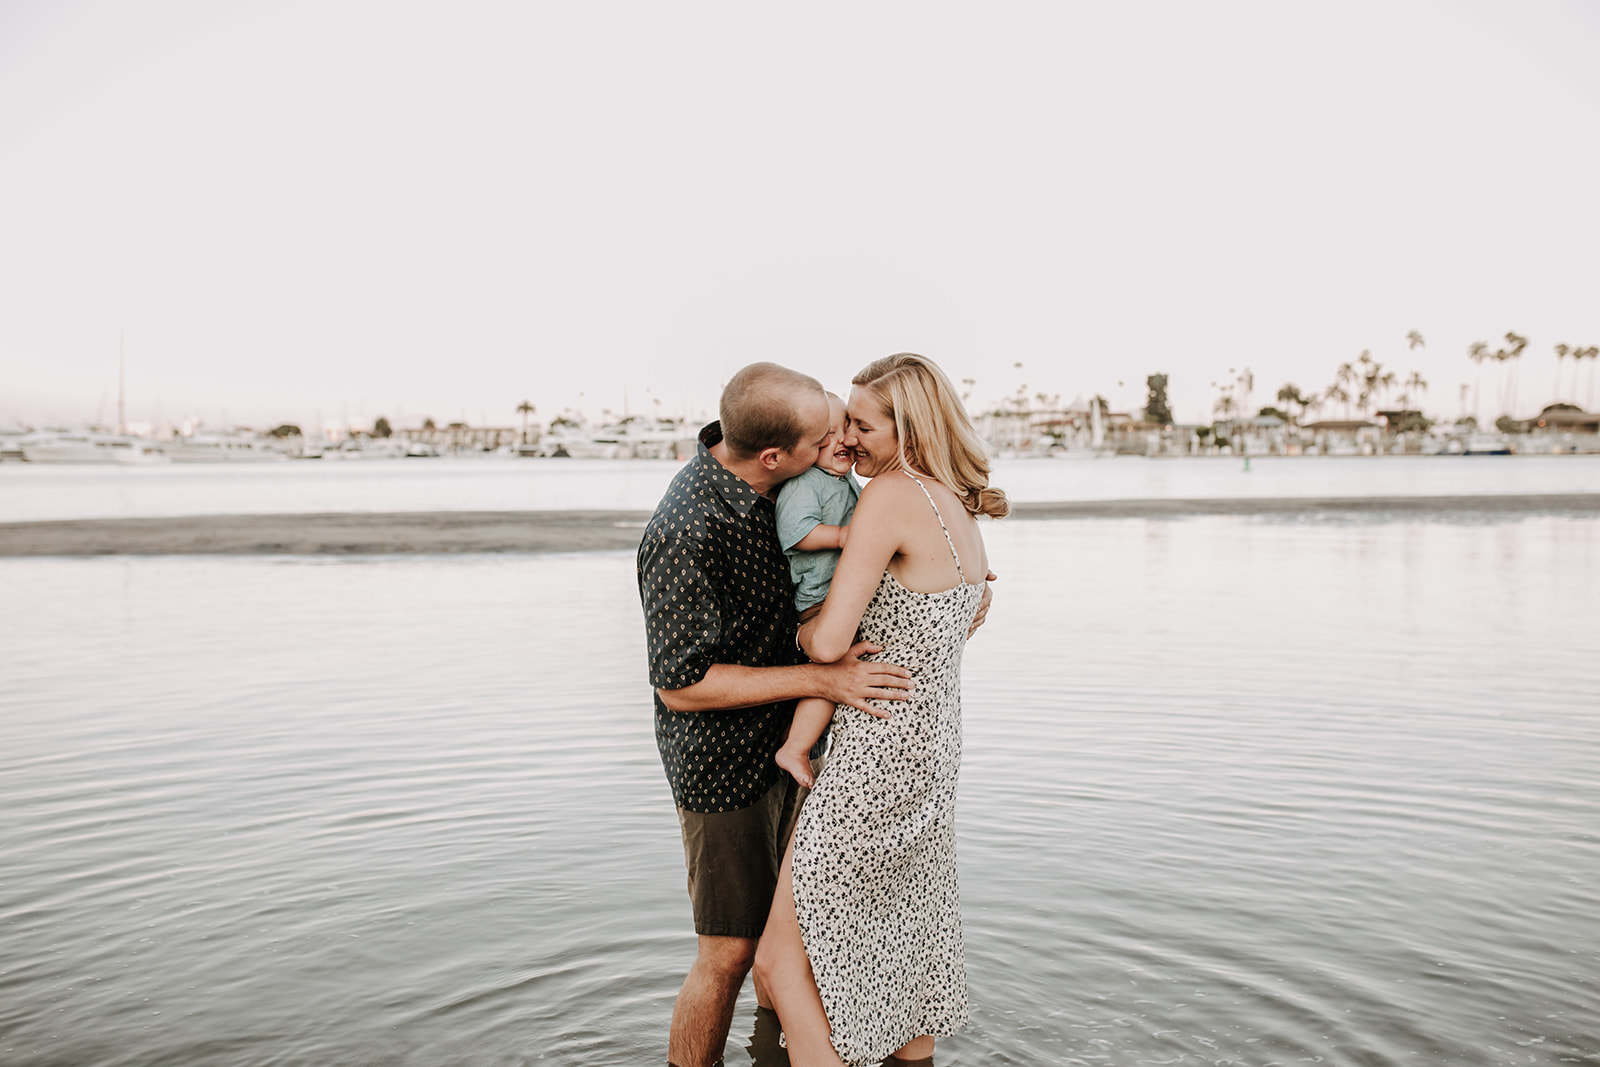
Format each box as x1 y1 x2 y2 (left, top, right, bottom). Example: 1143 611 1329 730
1333 361 1359 418
1277 383 1308 426
1493 349 1511 419
1378 369 1397 412
1579 345 1600 410
1302 389 1324 424
1468 341 1490 422
1557 344 1595 404
1401 333 1426 412
1213 387 1238 421
1361 359 1396 416
1324 383 1352 420
1398 370 1428 410
1496 332 1529 416
516 399 536 443
1354 350 1390 417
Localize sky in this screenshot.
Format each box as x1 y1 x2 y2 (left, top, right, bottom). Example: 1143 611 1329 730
3 0 1599 433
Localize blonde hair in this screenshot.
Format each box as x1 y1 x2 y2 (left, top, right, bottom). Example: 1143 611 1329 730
851 353 1009 519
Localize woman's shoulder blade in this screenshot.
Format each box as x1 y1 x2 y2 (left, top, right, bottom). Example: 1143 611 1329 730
855 469 925 514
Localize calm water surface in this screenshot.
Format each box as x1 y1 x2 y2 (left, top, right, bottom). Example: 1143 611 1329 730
4 454 1600 522
3 514 1598 1065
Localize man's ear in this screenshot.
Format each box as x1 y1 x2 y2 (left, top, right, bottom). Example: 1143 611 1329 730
757 447 785 471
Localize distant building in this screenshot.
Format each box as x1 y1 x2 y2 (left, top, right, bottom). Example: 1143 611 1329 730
397 423 518 452
1505 404 1600 453
1300 419 1382 455
1513 404 1599 435
1374 409 1430 434
1212 414 1288 455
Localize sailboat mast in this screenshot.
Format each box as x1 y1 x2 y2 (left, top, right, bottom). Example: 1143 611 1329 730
118 331 126 436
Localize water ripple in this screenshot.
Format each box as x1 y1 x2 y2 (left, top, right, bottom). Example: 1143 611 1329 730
3 523 1599 1064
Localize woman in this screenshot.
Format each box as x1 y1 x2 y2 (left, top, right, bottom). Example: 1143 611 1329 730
753 353 1008 1066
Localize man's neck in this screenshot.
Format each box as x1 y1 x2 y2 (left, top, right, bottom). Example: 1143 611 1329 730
709 440 782 498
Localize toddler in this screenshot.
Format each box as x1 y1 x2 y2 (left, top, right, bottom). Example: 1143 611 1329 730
774 392 860 788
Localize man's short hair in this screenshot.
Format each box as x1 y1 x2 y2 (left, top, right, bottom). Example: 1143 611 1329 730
719 363 825 460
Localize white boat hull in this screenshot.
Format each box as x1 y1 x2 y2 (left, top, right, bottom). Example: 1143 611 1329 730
23 436 167 464
165 443 285 463
24 442 116 463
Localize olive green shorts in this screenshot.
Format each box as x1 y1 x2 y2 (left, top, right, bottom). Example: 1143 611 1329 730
677 774 807 939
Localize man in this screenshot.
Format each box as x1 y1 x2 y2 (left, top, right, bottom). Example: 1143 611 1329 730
637 362 916 1067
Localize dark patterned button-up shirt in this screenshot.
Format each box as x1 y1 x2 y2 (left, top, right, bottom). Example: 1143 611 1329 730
638 422 806 813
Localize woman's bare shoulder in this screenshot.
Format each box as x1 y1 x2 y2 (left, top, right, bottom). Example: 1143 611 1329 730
856 470 932 509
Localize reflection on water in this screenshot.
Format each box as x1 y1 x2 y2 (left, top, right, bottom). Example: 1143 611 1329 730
3 515 1598 1065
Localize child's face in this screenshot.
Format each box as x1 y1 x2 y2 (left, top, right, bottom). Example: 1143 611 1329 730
815 397 854 476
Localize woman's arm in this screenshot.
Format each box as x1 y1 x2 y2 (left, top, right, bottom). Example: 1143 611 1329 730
798 477 905 664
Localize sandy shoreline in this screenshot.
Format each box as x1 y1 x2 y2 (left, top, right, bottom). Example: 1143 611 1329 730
2 495 1597 557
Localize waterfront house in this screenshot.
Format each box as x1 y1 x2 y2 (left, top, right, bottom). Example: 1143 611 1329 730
1513 404 1599 435
1510 404 1600 453
1300 419 1382 455
1211 414 1289 455
397 421 519 453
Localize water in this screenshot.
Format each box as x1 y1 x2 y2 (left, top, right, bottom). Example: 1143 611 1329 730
4 513 1597 1065
4 454 1600 523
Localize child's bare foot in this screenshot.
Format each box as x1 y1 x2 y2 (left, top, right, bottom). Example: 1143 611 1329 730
775 745 815 788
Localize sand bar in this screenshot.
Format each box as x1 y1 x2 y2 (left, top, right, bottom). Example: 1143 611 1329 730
1 495 1597 557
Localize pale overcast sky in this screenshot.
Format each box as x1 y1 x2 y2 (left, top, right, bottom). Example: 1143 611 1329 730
3 0 1598 431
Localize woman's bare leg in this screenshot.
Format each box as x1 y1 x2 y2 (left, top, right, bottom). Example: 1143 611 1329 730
888 1034 935 1060
752 837 847 1067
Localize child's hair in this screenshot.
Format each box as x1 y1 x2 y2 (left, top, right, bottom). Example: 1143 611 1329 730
851 353 1009 519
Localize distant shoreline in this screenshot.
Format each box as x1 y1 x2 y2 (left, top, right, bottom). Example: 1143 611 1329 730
2 494 1597 557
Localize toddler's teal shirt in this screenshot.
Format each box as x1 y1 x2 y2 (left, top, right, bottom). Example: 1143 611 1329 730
775 465 861 610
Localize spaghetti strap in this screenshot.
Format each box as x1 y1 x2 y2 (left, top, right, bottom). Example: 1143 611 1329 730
901 470 967 584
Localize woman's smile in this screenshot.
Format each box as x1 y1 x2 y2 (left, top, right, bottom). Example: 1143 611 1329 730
845 385 898 478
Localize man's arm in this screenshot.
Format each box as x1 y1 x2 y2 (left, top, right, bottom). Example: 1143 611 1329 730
657 641 912 717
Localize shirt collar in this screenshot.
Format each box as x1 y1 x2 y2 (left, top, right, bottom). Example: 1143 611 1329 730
695 421 767 517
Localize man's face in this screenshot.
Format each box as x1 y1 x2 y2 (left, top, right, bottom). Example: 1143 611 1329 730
814 396 854 476
775 391 832 482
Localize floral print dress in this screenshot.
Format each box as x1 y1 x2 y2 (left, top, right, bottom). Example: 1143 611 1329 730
790 473 982 1065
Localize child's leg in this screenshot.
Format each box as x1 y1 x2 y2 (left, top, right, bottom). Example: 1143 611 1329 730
776 697 832 788
778 600 831 789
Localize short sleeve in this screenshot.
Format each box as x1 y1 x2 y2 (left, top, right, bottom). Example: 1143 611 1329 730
775 473 828 551
638 530 723 690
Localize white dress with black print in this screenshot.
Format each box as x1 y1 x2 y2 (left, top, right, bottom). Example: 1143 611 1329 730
791 473 981 1066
